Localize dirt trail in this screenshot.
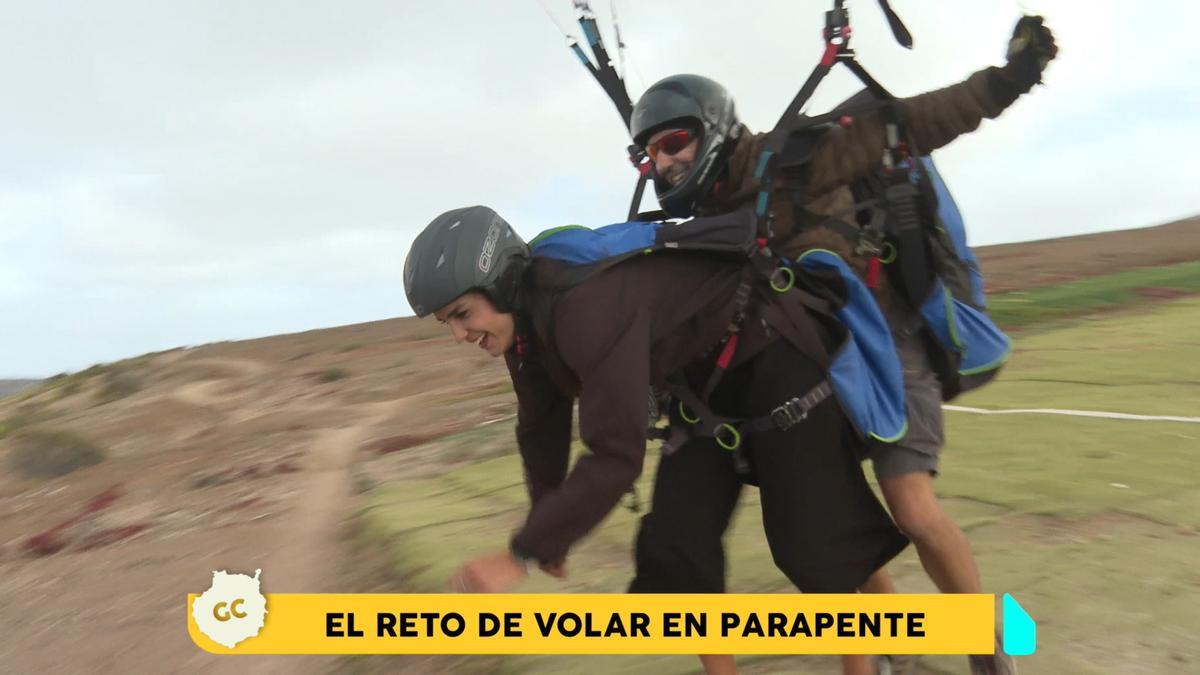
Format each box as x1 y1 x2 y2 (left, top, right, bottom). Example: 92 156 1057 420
171 357 272 414
179 399 399 675
265 400 398 591
0 358 403 674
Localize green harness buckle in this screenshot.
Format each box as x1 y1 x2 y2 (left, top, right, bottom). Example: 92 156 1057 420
678 400 701 425
770 267 795 293
714 423 742 451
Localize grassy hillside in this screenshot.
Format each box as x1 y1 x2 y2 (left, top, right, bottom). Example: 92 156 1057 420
2 220 1197 674
348 289 1200 674
986 260 1200 329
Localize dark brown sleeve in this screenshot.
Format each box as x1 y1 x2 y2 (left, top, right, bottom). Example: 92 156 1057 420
505 352 573 507
510 306 650 564
804 66 1016 198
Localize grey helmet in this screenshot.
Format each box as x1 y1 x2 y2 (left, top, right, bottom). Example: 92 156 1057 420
630 74 740 218
403 206 530 317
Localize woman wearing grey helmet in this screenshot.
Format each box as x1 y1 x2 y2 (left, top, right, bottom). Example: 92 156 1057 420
403 205 531 329
404 206 908 641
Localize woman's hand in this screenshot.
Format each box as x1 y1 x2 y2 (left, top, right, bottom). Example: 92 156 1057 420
448 551 528 593
539 558 568 579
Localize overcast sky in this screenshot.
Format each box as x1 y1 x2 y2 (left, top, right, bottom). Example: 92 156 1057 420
3 0 1199 377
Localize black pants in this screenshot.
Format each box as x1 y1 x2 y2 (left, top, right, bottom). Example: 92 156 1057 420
629 341 909 593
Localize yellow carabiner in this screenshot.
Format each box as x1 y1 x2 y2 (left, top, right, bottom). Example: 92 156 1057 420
679 400 700 425
880 242 897 264
770 267 795 293
714 423 742 451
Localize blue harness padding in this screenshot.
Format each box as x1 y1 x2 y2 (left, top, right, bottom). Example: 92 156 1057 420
530 217 910 445
920 279 1013 376
527 156 1009 437
917 157 1013 378
530 221 661 263
921 157 986 307
796 249 907 442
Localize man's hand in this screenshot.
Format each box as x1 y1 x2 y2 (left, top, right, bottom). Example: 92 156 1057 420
1004 15 1058 87
448 551 528 593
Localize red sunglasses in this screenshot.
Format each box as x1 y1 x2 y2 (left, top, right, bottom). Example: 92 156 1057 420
644 128 697 161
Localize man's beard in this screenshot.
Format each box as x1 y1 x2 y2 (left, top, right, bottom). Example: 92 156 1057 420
662 164 690 186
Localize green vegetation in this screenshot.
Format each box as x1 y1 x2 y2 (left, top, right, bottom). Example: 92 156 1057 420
353 280 1200 673
986 260 1200 328
0 402 51 437
7 428 107 478
94 370 143 404
58 377 85 399
0 411 36 439
319 367 350 383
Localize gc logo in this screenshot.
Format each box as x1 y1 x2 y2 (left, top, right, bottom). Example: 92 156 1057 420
192 569 266 648
214 599 248 622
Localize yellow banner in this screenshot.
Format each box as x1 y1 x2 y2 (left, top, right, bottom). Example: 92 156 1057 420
188 593 995 655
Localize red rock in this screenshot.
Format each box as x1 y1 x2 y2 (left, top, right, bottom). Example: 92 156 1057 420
25 531 69 556
78 524 150 551
273 460 301 474
223 497 262 512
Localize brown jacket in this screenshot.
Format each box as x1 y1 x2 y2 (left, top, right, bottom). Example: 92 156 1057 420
506 252 829 563
697 65 1028 316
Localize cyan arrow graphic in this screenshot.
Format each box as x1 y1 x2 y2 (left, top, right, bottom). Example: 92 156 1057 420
1002 593 1036 656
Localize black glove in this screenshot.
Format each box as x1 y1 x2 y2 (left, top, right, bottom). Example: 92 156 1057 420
1003 15 1058 89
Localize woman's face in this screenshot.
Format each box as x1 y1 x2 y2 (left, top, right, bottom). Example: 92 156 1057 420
433 291 516 357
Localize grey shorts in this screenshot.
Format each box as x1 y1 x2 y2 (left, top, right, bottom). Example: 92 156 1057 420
869 328 945 480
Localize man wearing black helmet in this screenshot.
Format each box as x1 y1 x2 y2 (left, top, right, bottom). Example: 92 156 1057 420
627 16 1057 675
403 206 908 669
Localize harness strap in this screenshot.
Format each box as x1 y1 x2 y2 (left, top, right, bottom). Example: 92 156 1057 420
627 147 651 220
701 248 838 401
652 377 836 475
759 288 833 369
741 380 836 435
667 376 837 440
698 267 755 399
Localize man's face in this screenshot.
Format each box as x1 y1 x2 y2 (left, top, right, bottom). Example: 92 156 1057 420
433 291 515 357
645 127 699 187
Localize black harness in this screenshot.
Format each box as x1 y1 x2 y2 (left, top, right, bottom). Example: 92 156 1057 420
548 0 935 476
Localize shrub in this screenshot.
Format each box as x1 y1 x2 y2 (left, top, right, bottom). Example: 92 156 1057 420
8 429 107 478
0 414 32 439
57 376 84 399
95 371 142 404
319 367 349 383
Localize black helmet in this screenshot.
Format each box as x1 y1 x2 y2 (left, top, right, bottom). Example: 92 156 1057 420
403 206 529 317
630 74 740 218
